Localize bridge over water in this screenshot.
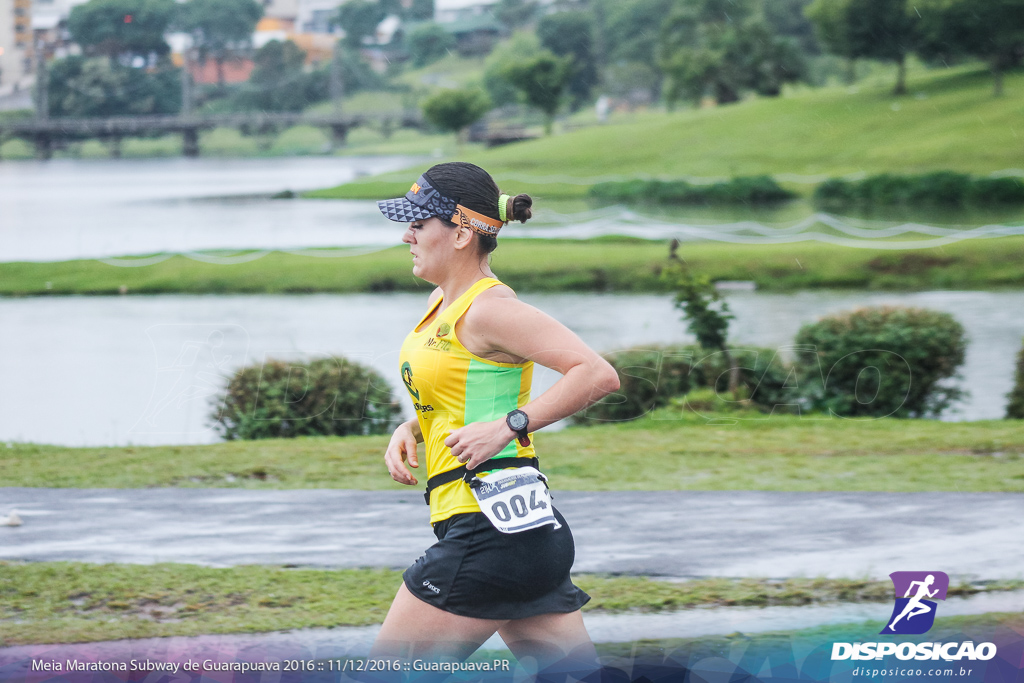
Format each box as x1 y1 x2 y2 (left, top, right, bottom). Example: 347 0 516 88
0 111 424 159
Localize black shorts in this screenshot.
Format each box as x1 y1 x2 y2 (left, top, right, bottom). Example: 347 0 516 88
402 507 590 620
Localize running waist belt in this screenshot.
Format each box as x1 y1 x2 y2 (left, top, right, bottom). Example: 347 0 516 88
424 457 539 505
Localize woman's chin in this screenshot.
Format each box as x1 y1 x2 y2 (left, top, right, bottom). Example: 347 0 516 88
411 264 436 283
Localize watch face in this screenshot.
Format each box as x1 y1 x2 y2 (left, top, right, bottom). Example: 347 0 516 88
508 411 528 431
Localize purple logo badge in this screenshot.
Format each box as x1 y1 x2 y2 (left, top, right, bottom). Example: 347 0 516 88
880 571 949 635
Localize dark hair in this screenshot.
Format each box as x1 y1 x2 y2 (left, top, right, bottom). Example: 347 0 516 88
423 161 533 255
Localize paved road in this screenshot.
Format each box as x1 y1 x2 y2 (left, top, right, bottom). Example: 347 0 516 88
2 488 1022 580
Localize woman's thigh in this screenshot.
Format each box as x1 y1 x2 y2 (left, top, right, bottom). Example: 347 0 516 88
371 583 506 661
498 610 597 670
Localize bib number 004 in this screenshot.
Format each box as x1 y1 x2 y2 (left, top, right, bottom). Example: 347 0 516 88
470 467 560 534
489 489 548 523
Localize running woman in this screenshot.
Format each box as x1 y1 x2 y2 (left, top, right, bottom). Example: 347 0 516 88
370 162 620 669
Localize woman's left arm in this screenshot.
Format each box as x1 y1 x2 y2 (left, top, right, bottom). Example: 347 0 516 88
444 296 620 470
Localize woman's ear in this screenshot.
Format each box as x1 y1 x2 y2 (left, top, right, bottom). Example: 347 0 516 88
452 225 475 250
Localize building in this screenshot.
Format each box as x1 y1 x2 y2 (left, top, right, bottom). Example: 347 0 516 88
0 0 33 92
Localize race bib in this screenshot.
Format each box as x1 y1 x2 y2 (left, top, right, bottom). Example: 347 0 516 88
469 466 561 534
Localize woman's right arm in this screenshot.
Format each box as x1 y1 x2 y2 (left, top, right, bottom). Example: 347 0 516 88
386 286 440 485
385 418 423 486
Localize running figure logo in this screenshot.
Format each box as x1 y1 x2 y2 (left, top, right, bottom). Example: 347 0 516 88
881 571 949 635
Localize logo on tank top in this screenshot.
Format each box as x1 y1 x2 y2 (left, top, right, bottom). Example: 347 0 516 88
402 362 435 412
401 362 420 400
423 327 452 352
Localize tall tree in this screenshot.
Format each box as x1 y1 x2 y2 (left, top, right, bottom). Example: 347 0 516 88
845 0 918 94
493 0 539 29
335 0 387 49
502 52 572 134
915 0 1024 96
764 0 820 54
238 39 308 112
407 23 455 67
537 11 599 109
176 0 263 88
406 0 435 21
659 0 805 107
67 0 175 61
807 0 917 94
48 55 181 117
805 0 857 81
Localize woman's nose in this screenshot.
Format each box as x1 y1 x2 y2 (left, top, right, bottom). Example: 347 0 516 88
402 227 415 244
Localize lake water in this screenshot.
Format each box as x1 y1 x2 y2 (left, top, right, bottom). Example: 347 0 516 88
1 157 1022 446
1 290 1021 447
3 157 1024 262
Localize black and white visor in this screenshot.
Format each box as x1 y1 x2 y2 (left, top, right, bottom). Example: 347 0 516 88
377 174 459 224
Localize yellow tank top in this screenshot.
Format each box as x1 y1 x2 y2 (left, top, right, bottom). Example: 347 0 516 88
399 277 536 524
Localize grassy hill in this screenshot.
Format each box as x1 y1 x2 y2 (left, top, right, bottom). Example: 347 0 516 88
311 65 1024 200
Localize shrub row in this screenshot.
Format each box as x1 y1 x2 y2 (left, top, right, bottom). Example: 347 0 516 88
814 172 1024 207
210 305 987 440
576 305 969 423
589 176 796 204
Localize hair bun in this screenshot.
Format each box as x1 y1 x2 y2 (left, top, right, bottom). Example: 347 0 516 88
510 193 533 224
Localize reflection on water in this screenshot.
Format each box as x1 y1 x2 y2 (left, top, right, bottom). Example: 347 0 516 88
2 290 1021 447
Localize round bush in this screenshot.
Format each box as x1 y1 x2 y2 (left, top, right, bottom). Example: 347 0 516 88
212 357 401 440
793 306 967 418
1006 337 1024 419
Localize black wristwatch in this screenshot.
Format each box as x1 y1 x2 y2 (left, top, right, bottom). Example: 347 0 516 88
506 409 531 447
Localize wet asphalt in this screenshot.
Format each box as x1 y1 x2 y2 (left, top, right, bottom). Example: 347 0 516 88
2 488 1022 580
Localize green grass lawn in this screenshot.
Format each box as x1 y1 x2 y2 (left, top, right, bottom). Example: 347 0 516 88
316 65 1024 201
4 234 1024 296
4 411 1023 491
1 561 1017 646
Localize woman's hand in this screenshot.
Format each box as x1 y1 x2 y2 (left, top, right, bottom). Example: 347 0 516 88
444 419 516 471
384 420 420 486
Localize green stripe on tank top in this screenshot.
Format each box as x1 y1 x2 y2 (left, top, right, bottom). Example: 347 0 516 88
464 358 522 459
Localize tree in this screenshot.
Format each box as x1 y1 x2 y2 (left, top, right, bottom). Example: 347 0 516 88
806 0 917 94
914 0 1024 96
406 0 435 21
598 0 674 66
235 39 309 112
48 55 181 117
483 31 541 106
845 0 918 94
335 0 387 49
805 0 857 81
407 23 454 67
421 88 491 139
67 0 175 61
493 0 539 29
764 0 820 54
502 52 572 134
176 0 263 88
663 240 741 399
659 0 805 107
537 11 599 109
